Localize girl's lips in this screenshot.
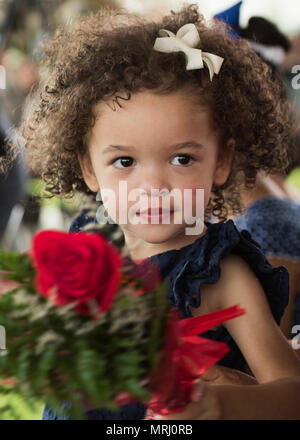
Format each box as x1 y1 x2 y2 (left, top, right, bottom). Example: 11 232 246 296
140 208 173 216
139 208 174 215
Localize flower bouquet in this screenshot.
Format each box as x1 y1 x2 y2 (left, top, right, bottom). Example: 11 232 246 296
0 227 245 420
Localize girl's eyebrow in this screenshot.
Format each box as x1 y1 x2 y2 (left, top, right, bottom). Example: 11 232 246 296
102 141 204 154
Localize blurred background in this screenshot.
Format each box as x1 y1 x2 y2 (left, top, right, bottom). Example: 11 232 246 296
0 0 299 419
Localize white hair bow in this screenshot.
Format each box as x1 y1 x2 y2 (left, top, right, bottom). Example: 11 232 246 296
153 23 224 80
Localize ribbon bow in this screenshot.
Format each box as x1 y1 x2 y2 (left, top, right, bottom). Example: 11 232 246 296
153 23 224 80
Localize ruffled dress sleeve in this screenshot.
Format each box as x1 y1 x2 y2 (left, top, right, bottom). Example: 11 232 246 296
152 219 289 325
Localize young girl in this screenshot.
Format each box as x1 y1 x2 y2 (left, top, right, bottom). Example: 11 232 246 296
12 4 300 419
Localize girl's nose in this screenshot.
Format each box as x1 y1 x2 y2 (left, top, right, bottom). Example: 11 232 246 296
139 182 171 198
137 167 170 196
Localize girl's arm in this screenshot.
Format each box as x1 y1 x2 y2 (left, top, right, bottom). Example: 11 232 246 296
194 253 300 383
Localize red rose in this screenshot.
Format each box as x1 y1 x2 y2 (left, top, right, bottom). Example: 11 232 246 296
32 230 123 317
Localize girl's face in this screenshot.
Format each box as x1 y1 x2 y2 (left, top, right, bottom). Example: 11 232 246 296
79 90 233 259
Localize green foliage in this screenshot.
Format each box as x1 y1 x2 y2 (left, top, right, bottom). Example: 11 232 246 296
0 391 44 420
147 279 170 369
287 166 300 190
0 251 35 288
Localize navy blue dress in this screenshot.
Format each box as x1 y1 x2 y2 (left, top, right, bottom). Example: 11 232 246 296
42 210 289 420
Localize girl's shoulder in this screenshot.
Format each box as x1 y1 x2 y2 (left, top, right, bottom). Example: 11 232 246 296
148 218 289 324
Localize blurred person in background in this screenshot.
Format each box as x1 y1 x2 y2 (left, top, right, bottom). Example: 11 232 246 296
0 0 42 246
0 104 27 242
0 1 121 249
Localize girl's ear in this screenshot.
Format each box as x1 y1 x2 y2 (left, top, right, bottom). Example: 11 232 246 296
77 152 100 192
213 138 235 186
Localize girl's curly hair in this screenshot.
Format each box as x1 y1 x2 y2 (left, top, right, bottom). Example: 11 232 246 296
5 4 297 221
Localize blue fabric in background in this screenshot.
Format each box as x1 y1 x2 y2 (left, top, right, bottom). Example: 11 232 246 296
214 1 243 40
234 197 300 263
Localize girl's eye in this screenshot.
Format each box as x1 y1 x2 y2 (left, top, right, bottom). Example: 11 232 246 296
171 154 195 166
112 157 136 168
111 154 195 169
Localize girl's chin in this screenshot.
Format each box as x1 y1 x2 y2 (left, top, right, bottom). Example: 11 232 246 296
123 224 186 246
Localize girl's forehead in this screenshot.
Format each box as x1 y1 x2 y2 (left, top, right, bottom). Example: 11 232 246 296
95 89 206 113
88 92 220 154
93 90 213 132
